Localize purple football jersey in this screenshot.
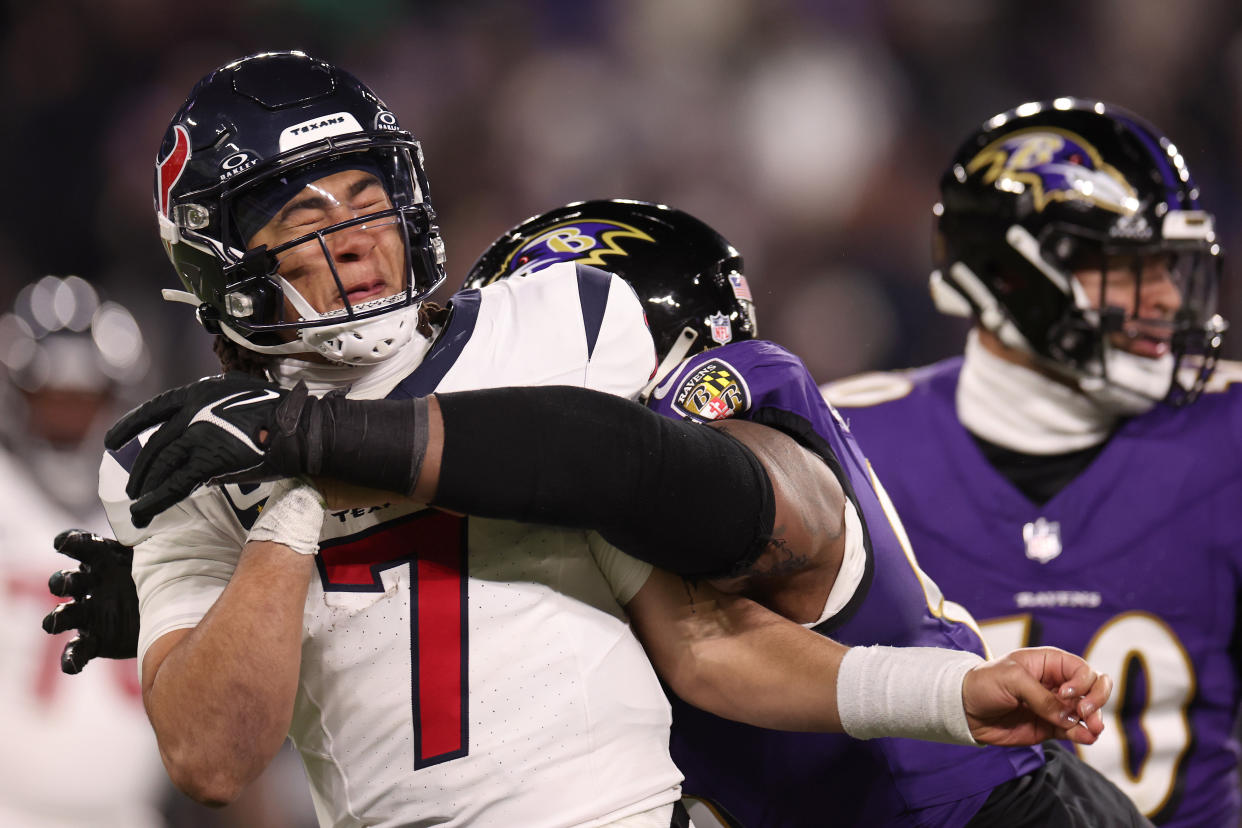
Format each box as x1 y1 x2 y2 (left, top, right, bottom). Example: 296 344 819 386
831 357 1242 827
648 341 1043 828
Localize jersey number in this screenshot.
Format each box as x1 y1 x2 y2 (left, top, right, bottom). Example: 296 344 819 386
981 612 1194 818
318 510 469 769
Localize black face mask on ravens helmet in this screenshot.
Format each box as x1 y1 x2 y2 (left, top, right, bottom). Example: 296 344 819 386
930 98 1226 413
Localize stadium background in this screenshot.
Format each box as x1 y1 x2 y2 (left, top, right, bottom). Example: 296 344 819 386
5 0 1242 390
3 1 1242 824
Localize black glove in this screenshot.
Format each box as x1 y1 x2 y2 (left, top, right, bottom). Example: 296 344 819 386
106 372 425 527
105 373 320 527
42 529 140 674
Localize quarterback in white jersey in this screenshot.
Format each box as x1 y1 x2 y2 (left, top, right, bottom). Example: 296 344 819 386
102 264 682 828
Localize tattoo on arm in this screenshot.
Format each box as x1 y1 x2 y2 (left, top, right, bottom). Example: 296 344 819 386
752 533 811 578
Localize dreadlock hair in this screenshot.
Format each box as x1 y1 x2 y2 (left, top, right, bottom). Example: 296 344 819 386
212 302 451 377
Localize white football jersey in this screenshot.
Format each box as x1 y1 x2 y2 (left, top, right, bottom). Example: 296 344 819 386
102 265 682 828
0 447 167 828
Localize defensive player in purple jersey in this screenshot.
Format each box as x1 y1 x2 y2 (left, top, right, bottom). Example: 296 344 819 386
823 100 1234 827
464 199 1151 828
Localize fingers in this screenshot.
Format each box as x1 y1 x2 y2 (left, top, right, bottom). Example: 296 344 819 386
53 529 123 566
125 418 192 501
129 427 196 502
42 601 87 635
60 633 101 675
130 482 192 529
105 384 193 451
48 569 90 600
1067 672 1111 737
1008 666 1099 745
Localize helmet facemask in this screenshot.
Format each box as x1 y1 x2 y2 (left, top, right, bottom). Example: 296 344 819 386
1025 217 1225 412
176 144 440 365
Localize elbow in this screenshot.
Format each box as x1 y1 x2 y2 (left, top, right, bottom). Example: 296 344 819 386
158 731 276 806
164 756 250 807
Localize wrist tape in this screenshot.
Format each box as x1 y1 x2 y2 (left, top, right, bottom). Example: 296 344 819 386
247 478 327 556
269 389 429 496
836 645 983 746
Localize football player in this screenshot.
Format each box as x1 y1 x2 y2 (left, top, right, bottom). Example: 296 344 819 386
464 198 1152 827
54 53 1109 827
822 99 1235 827
0 278 167 826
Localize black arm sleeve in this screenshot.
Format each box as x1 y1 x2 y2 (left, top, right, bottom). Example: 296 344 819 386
432 385 775 578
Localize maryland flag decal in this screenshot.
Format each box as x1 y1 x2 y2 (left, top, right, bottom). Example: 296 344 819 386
671 358 751 422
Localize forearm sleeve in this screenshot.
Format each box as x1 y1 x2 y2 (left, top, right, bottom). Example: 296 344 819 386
434 386 775 578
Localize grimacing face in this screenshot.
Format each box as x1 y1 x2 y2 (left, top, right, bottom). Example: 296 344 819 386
247 169 406 317
1072 253 1184 360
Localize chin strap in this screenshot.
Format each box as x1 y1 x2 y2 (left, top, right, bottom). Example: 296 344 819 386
639 327 699 402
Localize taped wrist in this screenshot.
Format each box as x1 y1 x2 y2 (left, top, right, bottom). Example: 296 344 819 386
247 478 327 555
268 390 429 495
433 385 775 578
836 645 983 746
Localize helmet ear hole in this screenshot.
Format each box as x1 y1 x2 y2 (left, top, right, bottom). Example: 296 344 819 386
196 304 223 335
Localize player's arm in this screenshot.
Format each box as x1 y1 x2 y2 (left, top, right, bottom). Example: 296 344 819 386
107 379 837 582
136 480 320 806
625 567 1110 746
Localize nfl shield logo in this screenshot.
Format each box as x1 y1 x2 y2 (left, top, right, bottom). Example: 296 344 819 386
1023 518 1062 564
708 312 732 345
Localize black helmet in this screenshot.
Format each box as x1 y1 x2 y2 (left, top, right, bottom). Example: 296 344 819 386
932 98 1225 408
155 51 446 364
465 199 756 377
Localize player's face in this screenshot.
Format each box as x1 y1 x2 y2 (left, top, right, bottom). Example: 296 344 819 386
1073 253 1184 359
247 169 406 316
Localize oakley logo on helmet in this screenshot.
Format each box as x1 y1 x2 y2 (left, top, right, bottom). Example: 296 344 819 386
279 112 363 152
375 111 399 131
967 128 1139 215
219 150 259 181
495 220 656 282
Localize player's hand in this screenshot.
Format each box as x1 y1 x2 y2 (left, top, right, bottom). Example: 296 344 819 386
105 373 315 527
962 646 1112 747
42 529 141 674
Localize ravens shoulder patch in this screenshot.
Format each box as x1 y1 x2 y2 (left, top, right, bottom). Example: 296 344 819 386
671 358 751 422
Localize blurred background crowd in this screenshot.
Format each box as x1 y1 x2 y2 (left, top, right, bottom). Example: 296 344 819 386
3 0 1242 825
5 0 1242 389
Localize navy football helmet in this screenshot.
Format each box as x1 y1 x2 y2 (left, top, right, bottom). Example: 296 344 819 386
155 51 446 364
465 199 757 387
931 98 1225 410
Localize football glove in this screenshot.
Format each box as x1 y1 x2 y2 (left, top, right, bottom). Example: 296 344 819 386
105 373 320 527
43 529 140 674
106 372 423 527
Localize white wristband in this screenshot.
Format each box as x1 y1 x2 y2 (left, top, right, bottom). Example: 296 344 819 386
837 645 983 746
246 478 326 556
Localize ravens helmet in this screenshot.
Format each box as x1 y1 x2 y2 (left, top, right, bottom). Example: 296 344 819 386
155 51 446 365
931 98 1225 410
465 199 757 388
